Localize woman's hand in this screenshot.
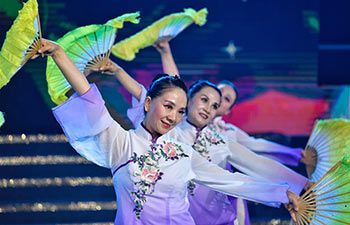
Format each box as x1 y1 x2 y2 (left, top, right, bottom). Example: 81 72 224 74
152 40 179 76
31 39 61 59
284 191 300 222
86 60 122 76
300 150 316 166
153 40 171 55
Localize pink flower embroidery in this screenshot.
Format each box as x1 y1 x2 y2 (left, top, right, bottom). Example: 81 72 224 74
163 143 177 157
131 141 188 218
140 168 160 183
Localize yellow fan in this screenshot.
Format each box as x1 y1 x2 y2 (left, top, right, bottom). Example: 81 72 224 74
304 119 350 182
292 155 350 225
46 12 140 105
112 8 208 61
0 0 42 89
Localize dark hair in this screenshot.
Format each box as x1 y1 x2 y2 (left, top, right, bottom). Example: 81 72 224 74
218 80 239 108
150 73 169 84
188 80 222 101
147 74 187 100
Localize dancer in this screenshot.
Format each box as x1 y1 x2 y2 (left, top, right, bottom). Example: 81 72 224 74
210 80 310 167
35 39 299 225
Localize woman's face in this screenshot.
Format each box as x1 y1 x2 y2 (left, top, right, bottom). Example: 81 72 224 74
187 86 221 129
144 87 187 137
216 84 237 116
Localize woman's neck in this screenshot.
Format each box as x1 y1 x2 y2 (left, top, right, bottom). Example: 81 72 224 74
141 120 161 140
186 118 205 130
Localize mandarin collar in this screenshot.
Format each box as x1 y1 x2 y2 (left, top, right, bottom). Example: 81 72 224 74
134 122 167 143
186 118 207 132
177 118 207 135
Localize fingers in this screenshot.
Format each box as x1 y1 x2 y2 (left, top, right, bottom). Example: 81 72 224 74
31 54 40 60
37 39 59 57
291 196 299 212
289 192 299 212
285 203 297 222
290 209 297 222
37 45 52 55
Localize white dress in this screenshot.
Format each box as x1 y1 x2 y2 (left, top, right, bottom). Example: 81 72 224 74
52 84 290 225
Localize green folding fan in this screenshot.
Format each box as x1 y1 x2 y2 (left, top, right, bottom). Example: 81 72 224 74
292 155 350 225
46 12 140 105
304 119 350 182
111 8 207 61
0 0 42 89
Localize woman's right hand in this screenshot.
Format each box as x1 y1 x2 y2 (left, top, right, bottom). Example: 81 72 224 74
152 40 171 55
31 39 61 59
285 190 300 222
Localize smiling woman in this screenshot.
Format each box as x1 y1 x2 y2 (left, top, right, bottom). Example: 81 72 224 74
187 80 222 129
143 76 187 138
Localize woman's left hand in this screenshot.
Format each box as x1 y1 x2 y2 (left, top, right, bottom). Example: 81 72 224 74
86 60 122 75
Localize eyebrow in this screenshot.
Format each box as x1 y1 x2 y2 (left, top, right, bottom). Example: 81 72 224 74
202 94 220 105
164 100 175 105
164 100 186 111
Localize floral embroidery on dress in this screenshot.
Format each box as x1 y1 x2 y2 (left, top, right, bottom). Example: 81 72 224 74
131 140 188 218
208 119 235 133
188 128 226 195
192 129 225 161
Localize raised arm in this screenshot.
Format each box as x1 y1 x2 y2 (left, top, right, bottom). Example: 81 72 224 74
35 40 131 171
153 40 179 76
36 39 90 95
98 60 143 100
90 40 178 102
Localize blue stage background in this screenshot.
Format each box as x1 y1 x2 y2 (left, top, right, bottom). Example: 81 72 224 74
0 0 347 224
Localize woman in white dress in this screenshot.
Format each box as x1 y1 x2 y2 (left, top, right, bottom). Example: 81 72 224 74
34 39 300 225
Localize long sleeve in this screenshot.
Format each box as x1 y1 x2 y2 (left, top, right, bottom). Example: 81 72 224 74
126 84 147 128
225 139 308 195
191 150 290 208
53 84 132 171
223 123 302 166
